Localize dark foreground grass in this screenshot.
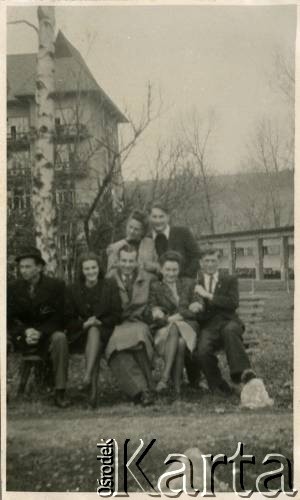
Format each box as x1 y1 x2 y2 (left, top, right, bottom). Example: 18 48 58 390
6 410 292 492
6 291 293 492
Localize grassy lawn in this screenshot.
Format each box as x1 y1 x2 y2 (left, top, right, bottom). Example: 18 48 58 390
6 291 293 493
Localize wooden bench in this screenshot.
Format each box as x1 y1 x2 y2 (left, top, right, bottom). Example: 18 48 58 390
17 353 49 395
238 294 266 353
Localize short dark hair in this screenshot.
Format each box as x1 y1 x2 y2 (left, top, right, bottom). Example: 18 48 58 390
128 210 148 235
199 246 221 259
118 244 138 259
18 256 43 267
159 250 182 268
150 201 169 215
77 251 104 283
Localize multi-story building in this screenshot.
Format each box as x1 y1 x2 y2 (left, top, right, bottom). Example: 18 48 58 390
7 31 127 276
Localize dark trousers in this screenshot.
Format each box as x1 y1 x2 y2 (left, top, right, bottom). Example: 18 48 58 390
196 316 251 390
109 348 153 399
48 331 69 390
185 350 201 386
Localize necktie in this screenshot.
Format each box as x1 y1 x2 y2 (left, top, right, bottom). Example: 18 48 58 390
29 283 35 298
208 275 214 293
124 275 133 300
155 233 168 257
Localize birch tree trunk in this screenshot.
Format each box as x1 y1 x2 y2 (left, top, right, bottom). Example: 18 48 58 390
32 6 57 274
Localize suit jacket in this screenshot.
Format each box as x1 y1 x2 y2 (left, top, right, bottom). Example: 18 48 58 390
145 277 203 327
153 226 200 278
195 271 242 324
106 237 159 276
64 277 122 340
110 268 155 322
7 274 65 350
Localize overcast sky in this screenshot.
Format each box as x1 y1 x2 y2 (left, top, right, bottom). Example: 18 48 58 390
7 5 296 180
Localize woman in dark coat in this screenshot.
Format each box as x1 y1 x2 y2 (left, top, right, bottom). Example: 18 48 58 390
65 252 122 405
146 251 204 397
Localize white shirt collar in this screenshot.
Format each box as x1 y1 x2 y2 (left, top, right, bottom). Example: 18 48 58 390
122 273 132 282
152 224 170 240
204 271 219 292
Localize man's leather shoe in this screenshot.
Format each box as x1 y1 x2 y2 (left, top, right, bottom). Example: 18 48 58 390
212 380 233 397
140 391 154 407
241 369 257 385
134 390 154 406
54 390 70 408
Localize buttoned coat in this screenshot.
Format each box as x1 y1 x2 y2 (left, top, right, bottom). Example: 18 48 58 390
152 226 200 278
105 269 155 361
64 277 122 346
7 274 65 351
145 277 204 326
110 268 155 321
195 271 243 326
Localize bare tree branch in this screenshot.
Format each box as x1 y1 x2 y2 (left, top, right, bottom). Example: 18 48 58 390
8 20 38 34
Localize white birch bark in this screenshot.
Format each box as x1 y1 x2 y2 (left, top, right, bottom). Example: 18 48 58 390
32 6 57 274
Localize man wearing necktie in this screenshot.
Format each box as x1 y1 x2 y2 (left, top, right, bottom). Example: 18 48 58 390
122 273 134 301
105 245 155 405
192 248 256 394
149 202 200 278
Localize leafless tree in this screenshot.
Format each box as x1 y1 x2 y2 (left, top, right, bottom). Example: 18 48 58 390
52 75 163 279
272 48 295 106
245 118 293 228
179 110 217 234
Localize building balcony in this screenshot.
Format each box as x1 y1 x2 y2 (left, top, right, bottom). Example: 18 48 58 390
55 160 88 178
7 131 30 151
54 123 89 143
7 167 32 186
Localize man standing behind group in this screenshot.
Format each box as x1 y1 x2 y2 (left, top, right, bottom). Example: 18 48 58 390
149 202 199 278
7 247 69 407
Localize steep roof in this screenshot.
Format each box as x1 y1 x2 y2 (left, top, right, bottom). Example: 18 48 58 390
7 30 127 123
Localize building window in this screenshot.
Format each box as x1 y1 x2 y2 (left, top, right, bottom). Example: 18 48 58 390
55 108 74 126
245 247 254 256
235 247 254 257
8 151 31 175
11 126 16 140
263 245 280 256
59 234 70 256
214 248 224 257
7 116 29 135
235 248 245 257
9 190 31 212
55 144 70 170
56 189 76 206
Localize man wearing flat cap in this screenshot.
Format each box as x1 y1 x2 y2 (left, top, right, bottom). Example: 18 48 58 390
7 246 69 407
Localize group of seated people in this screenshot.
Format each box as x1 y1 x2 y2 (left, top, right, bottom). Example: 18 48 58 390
7 201 256 408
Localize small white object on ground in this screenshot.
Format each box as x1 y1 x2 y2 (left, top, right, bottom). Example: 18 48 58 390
240 378 274 409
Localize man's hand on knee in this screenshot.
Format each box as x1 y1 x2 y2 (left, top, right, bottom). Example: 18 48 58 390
25 328 41 345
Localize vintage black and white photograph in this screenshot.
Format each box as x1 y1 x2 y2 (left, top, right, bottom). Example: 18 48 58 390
4 2 296 496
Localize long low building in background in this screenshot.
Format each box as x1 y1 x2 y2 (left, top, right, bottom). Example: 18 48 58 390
198 225 294 282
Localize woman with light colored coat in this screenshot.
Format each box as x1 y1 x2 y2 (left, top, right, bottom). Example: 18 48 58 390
106 210 158 276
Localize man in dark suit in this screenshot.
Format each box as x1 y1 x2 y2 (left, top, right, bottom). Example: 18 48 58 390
193 248 256 394
7 247 69 407
149 202 200 278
